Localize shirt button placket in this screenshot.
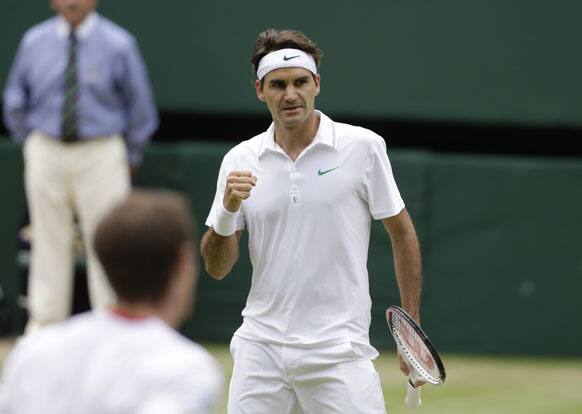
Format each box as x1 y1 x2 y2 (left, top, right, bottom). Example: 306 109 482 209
289 163 301 207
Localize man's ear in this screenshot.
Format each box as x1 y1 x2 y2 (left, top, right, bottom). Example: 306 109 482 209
255 79 266 102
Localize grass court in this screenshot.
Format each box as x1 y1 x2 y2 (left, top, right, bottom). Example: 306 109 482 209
2 339 580 413
203 342 582 414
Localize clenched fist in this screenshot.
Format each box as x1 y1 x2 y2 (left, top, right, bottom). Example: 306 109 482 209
224 170 257 213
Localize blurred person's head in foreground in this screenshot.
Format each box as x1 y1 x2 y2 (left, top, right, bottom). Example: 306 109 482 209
94 190 197 328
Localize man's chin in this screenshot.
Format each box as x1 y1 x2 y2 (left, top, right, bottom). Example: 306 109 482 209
280 118 304 128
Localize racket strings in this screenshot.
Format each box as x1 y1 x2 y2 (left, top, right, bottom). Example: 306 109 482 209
391 314 441 385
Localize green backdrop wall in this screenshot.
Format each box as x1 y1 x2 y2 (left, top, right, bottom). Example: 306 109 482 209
1 139 580 357
0 141 24 334
1 0 582 126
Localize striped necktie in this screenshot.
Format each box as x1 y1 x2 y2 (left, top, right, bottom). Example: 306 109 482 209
62 30 79 143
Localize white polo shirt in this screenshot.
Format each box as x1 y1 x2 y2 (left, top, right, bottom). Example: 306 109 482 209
206 111 404 354
0 310 222 414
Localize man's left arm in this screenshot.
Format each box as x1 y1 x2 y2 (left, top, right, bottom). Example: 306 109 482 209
382 208 422 376
382 208 422 322
120 37 159 167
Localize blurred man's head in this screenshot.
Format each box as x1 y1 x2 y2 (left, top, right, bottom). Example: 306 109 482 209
94 190 197 327
51 0 98 27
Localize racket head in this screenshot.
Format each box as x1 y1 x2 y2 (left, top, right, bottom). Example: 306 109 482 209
386 305 446 385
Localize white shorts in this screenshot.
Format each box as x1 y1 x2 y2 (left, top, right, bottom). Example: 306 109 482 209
228 336 387 414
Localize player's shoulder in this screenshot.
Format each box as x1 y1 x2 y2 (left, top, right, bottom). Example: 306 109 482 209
330 117 387 153
23 312 97 346
165 328 220 366
334 120 384 145
135 331 223 411
222 133 264 163
20 17 58 46
140 326 223 385
4 313 96 371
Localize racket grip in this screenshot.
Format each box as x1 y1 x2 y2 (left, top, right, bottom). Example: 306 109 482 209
405 380 421 409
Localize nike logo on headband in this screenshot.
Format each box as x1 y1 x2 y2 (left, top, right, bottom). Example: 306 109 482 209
283 55 300 61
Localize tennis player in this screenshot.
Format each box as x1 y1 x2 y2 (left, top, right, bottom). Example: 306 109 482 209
0 191 222 413
202 28 422 413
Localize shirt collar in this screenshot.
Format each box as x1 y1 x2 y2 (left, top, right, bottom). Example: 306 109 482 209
258 110 337 159
56 12 99 40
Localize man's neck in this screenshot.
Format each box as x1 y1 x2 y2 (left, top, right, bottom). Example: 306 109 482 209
274 112 320 161
56 12 98 39
110 301 154 320
110 300 181 328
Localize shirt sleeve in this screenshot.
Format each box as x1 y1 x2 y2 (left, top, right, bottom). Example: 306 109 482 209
205 151 246 231
2 36 30 142
117 36 158 166
363 134 405 219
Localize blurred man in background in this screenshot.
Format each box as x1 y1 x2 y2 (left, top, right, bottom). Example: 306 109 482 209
2 0 158 334
0 190 223 413
201 28 422 413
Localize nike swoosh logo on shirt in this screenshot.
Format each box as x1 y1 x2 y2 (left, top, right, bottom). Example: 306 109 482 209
317 167 340 176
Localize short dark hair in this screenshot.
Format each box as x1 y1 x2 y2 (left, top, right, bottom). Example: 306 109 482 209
250 28 323 76
94 190 195 303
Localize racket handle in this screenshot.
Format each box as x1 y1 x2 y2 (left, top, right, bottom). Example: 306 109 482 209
405 380 421 409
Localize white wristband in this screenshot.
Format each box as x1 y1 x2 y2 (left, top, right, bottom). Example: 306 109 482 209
213 204 239 236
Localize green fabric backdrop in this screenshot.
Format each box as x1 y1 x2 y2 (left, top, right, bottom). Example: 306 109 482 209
3 140 581 356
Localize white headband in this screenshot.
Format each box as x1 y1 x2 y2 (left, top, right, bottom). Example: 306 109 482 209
256 48 317 80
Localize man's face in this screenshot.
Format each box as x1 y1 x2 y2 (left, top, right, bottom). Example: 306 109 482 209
255 67 320 129
51 0 97 27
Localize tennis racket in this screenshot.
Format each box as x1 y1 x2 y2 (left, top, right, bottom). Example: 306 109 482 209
386 305 446 409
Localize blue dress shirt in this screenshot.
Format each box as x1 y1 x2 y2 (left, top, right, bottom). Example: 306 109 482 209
3 13 158 165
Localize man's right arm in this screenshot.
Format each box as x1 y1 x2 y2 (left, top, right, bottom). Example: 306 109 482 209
201 170 256 280
3 38 29 142
201 229 241 280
